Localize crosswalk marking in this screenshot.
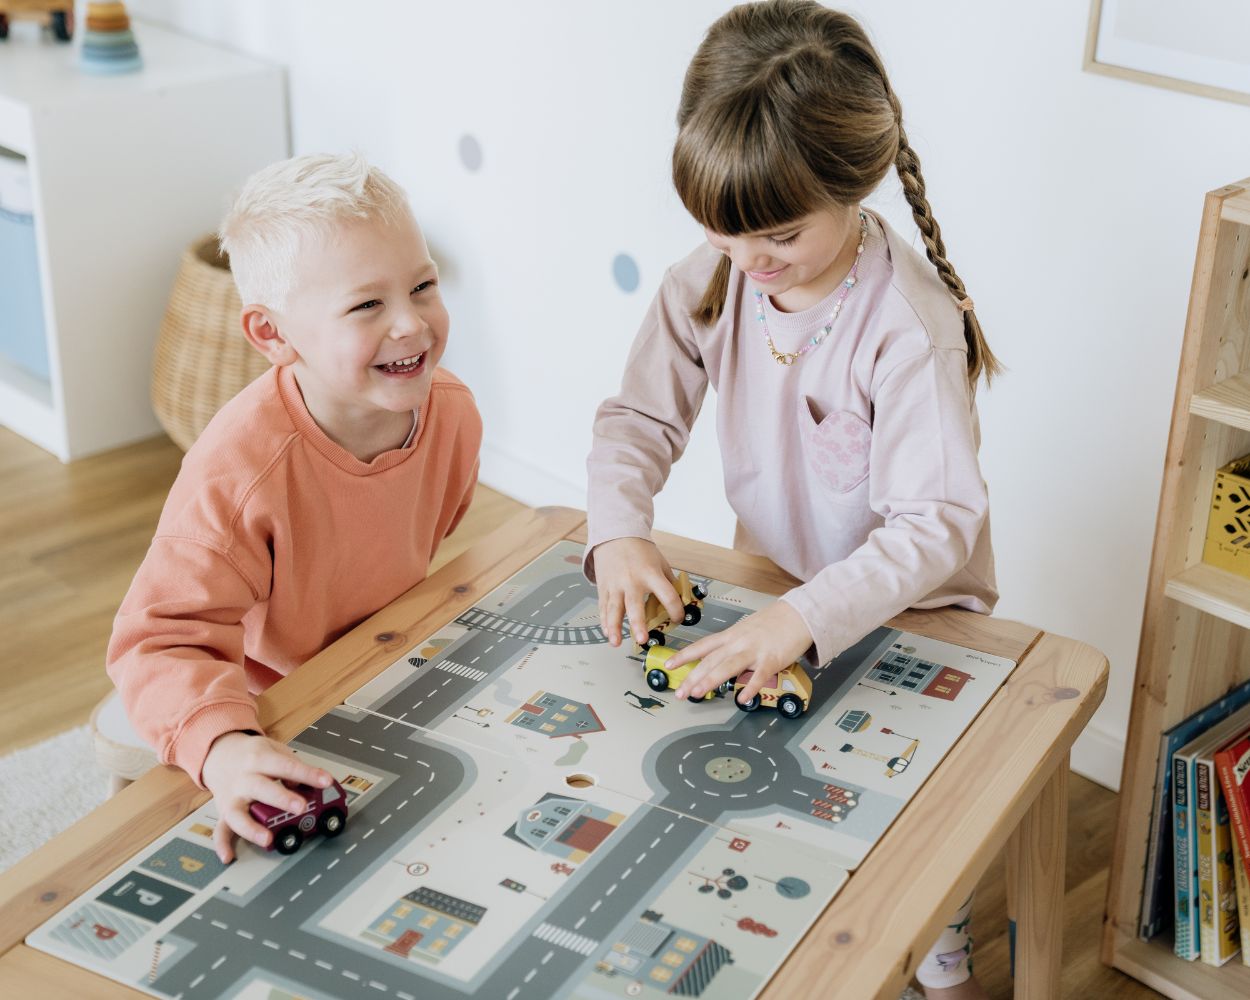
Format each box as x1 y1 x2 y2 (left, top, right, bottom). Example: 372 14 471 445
436 660 488 682
532 922 599 955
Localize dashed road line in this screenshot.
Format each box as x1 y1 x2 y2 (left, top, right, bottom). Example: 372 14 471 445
211 956 226 970
262 939 280 951
270 905 283 918
236 930 253 940
315 960 333 971
289 889 302 902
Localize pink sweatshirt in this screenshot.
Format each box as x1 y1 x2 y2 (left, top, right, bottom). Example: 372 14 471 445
586 211 997 664
108 364 481 784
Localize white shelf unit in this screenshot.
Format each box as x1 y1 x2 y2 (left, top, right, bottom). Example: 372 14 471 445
0 20 287 460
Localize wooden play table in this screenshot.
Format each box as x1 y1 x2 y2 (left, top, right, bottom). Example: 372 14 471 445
0 507 1107 999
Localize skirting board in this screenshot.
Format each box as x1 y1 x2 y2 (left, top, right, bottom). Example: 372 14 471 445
1069 719 1124 792
478 439 586 511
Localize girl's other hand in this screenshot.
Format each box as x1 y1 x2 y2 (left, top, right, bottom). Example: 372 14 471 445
201 731 334 863
592 537 685 647
669 600 813 703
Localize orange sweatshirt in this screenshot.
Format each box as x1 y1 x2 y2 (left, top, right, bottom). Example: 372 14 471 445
107 364 481 785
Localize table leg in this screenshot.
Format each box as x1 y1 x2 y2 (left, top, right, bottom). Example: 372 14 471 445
1007 755 1068 1000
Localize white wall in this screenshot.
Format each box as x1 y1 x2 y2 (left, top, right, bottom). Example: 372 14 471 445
125 0 1250 790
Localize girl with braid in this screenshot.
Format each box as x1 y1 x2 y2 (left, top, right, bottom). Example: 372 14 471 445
585 2 997 996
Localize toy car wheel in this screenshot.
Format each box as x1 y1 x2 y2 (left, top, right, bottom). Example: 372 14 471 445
0 15 9 39
646 668 670 692
692 582 708 600
275 827 303 855
736 694 761 712
52 10 72 41
682 604 701 627
319 808 346 837
646 629 666 648
777 694 804 719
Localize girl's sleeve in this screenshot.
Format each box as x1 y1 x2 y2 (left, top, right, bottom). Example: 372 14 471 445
780 346 989 664
106 536 266 787
584 269 710 578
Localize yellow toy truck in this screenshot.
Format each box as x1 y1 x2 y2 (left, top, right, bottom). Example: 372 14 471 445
644 645 732 700
643 644 813 719
734 663 813 719
631 570 708 653
0 1 74 41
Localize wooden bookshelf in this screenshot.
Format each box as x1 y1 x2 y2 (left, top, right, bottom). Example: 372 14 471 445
1103 177 1250 996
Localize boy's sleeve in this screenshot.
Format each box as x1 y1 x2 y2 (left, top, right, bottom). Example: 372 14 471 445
445 457 479 540
780 347 989 664
584 269 710 579
107 535 265 787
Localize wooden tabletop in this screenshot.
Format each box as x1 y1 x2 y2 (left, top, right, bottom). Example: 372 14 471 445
0 507 1109 999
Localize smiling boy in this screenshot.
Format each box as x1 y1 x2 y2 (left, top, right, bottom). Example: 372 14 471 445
107 154 481 862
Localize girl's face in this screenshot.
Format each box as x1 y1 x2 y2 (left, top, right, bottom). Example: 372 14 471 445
705 204 862 312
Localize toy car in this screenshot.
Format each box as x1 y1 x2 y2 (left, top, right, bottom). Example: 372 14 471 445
248 778 348 855
631 570 708 653
644 644 733 700
734 663 813 719
0 1 74 41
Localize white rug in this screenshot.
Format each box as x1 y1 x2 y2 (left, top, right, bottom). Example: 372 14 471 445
0 725 107 874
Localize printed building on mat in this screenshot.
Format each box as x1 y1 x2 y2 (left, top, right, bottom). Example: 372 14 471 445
596 910 732 996
363 887 486 963
505 793 624 862
507 691 604 737
868 648 973 701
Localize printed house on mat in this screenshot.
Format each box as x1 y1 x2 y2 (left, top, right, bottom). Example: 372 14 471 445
363 887 486 963
505 793 624 862
596 910 732 996
868 648 974 701
507 691 604 737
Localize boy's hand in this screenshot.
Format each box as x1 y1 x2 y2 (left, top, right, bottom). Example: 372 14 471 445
592 537 685 647
201 731 333 863
670 600 814 704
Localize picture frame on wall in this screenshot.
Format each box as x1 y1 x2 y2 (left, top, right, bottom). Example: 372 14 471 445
1084 0 1250 107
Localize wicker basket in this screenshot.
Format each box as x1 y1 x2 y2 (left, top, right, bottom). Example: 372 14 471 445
151 234 270 450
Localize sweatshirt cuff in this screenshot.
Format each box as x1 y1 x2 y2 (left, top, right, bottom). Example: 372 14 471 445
582 519 654 583
780 586 846 668
167 700 263 788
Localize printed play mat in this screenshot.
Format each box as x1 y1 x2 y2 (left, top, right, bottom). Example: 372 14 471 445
28 541 1015 999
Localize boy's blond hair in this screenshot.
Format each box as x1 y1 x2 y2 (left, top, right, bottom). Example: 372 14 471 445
218 152 412 310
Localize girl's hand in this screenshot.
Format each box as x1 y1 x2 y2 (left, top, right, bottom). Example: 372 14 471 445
592 537 685 647
669 600 813 703
201 731 334 863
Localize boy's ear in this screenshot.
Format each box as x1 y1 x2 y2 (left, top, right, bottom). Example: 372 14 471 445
241 306 298 366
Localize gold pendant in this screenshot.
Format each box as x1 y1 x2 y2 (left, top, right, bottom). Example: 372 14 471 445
771 345 798 366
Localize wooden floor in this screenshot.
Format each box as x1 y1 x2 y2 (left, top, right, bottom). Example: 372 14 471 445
0 425 1162 999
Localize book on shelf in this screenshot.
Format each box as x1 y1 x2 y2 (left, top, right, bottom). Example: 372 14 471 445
1140 677 1250 941
1232 844 1250 967
1217 734 1250 875
1172 702 1250 960
1195 740 1243 965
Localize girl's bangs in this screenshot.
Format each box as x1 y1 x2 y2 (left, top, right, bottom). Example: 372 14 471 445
673 104 822 237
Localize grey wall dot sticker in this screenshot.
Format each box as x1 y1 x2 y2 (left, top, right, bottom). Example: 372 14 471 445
458 134 483 172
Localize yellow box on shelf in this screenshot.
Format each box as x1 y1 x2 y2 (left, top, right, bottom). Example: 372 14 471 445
1205 455 1250 579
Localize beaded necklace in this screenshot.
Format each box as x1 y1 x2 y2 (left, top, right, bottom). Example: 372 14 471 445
754 211 868 366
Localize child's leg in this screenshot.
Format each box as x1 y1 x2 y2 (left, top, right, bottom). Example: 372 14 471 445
915 893 987 998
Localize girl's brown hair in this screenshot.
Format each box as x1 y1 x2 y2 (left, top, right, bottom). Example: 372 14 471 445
672 0 1000 385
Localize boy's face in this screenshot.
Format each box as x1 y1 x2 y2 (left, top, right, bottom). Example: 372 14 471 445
263 212 448 431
